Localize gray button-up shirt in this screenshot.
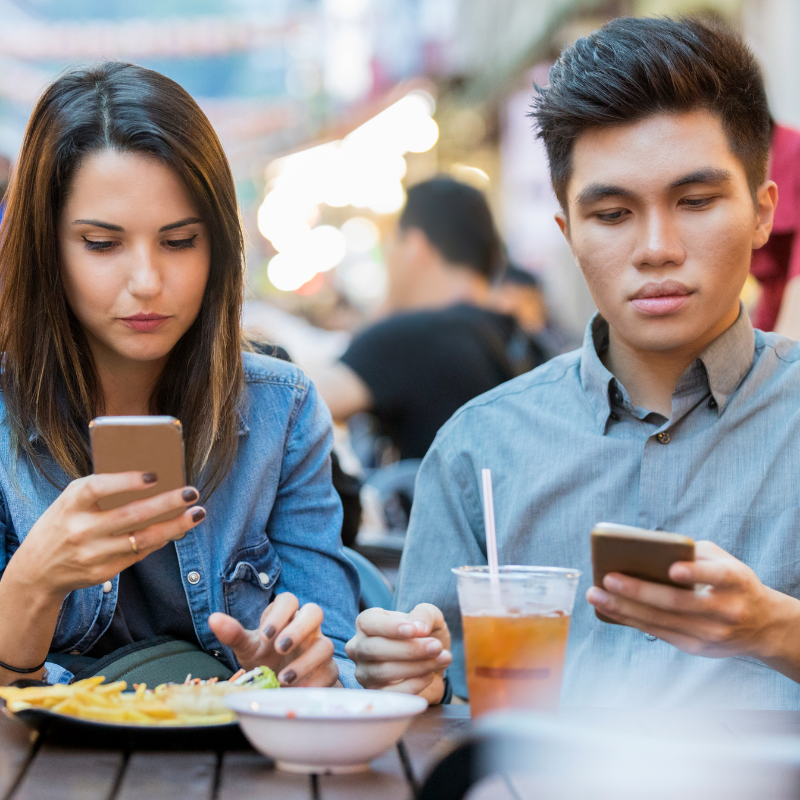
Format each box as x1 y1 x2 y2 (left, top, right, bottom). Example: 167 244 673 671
395 307 800 709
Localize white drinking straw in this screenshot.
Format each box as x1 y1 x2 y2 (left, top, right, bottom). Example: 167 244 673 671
481 468 502 608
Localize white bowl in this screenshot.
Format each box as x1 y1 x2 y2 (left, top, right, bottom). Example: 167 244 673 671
224 688 428 774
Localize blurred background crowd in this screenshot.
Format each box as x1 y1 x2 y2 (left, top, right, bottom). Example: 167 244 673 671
0 0 797 582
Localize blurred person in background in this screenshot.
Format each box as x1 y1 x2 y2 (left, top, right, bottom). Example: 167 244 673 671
309 177 549 462
489 264 576 355
749 122 800 337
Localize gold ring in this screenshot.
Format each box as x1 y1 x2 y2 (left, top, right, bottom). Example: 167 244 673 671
129 535 140 555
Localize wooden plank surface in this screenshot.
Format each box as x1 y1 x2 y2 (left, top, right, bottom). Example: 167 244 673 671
0 710 35 798
317 747 411 800
401 705 471 783
13 745 123 800
217 751 312 800
116 752 217 800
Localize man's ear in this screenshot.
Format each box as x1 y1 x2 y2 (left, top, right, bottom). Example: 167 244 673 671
555 209 570 242
753 179 778 251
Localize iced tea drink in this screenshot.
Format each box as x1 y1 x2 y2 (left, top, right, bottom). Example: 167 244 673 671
453 566 580 718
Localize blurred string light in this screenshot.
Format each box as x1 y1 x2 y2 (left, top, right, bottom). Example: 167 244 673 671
259 90 438 292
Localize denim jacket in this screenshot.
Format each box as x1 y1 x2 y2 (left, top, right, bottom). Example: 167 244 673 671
0 353 360 687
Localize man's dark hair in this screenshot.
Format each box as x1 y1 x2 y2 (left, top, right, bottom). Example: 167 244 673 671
399 176 503 280
530 17 771 209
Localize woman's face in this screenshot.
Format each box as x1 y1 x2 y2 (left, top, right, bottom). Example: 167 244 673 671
59 150 211 371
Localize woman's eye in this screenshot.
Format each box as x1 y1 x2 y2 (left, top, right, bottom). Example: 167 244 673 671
164 236 198 250
82 237 117 252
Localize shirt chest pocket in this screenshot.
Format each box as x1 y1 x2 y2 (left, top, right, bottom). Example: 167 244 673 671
222 541 282 631
718 511 800 599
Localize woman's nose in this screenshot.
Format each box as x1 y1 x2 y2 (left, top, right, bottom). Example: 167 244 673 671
128 248 163 298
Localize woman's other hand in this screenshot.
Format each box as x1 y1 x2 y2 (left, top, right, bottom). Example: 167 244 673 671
209 593 339 687
10 471 205 601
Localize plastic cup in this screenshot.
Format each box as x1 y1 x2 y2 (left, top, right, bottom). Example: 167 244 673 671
452 566 581 718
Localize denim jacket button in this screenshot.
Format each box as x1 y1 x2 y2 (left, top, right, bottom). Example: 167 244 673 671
187 571 201 585
258 572 269 585
211 649 222 658
102 581 112 594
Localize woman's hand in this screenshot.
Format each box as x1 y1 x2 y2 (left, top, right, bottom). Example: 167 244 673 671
345 604 452 704
9 471 205 601
208 593 339 688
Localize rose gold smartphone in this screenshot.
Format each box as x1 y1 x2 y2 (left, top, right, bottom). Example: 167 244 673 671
591 522 695 624
89 416 186 536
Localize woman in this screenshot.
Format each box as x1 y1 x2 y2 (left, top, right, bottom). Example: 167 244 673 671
0 62 359 688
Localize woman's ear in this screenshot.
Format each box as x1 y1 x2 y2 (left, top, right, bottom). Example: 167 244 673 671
752 179 778 251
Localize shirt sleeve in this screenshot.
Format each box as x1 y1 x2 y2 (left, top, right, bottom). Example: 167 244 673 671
393 428 486 699
0 489 73 685
265 376 361 685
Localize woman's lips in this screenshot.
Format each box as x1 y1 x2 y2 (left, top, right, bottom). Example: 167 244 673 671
630 295 692 315
119 315 171 332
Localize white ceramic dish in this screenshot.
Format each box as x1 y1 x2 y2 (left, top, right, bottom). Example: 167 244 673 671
224 687 428 774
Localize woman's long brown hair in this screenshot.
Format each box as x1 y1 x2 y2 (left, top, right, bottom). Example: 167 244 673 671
0 62 246 495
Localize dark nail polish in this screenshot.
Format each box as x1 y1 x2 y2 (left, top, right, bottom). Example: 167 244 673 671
142 472 157 484
281 670 297 685
263 625 276 640
278 637 293 653
191 508 206 523
182 488 199 503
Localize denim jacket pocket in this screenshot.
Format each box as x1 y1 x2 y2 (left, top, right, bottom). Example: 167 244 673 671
222 540 283 631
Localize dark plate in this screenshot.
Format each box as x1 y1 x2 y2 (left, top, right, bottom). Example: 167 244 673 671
1 699 251 751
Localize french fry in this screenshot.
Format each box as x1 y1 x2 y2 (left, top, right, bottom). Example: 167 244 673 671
0 675 240 726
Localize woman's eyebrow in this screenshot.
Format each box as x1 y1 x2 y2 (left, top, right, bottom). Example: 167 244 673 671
71 217 202 233
159 216 202 232
73 219 123 231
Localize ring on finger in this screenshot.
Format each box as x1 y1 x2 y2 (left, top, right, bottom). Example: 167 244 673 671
129 535 140 555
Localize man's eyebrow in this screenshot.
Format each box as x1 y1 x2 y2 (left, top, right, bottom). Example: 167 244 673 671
575 184 637 206
159 216 203 233
669 168 732 189
73 219 123 231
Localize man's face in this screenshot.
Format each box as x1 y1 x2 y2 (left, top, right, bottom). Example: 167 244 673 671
557 110 776 355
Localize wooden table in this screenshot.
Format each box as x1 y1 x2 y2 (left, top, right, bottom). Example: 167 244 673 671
0 704 472 800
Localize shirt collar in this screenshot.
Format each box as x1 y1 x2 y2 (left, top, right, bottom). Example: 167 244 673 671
580 304 755 431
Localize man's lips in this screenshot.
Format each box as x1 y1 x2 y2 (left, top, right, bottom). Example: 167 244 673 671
630 281 693 316
119 314 172 332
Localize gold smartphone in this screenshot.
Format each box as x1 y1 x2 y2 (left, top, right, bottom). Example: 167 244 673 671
591 522 695 624
89 416 186 536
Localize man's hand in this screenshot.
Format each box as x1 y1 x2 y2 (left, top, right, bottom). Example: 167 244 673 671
209 593 339 688
345 603 452 704
586 540 800 673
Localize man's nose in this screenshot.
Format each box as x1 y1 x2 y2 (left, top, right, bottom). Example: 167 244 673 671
632 210 685 269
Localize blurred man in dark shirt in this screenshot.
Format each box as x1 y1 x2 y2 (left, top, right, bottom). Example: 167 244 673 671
310 177 548 460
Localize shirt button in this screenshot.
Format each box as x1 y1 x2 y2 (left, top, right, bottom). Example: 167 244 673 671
211 650 222 658
708 397 717 409
258 572 269 584
657 431 671 444
102 581 112 594
187 571 201 585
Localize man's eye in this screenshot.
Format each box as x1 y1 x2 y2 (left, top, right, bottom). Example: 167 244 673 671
596 210 628 223
82 237 117 252
164 236 198 250
682 197 714 208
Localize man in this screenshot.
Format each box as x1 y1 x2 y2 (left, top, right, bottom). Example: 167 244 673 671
346 17 800 709
311 177 548 461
